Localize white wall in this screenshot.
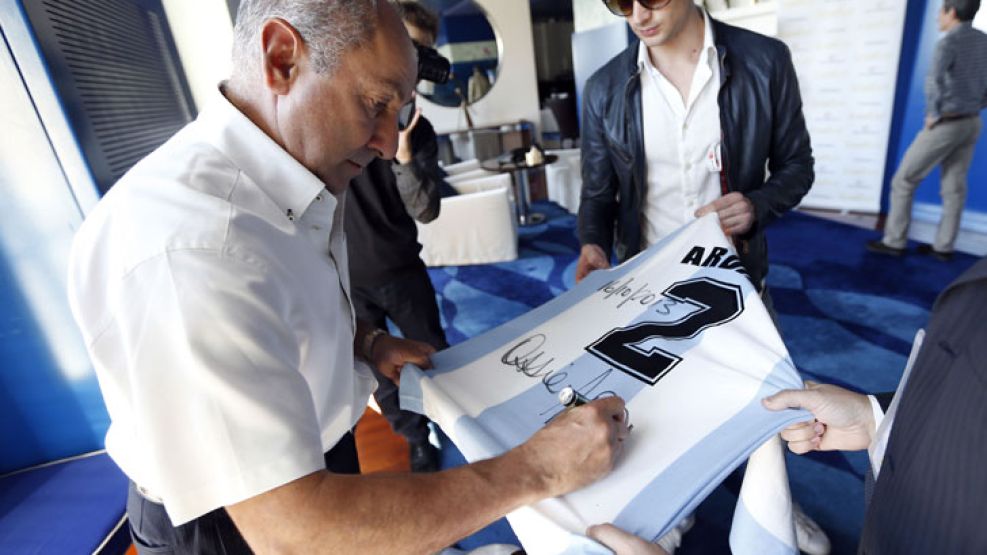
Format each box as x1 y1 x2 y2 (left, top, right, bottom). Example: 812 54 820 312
418 0 542 135
162 0 234 111
573 0 619 33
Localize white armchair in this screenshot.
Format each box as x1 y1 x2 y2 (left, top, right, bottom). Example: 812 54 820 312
417 173 518 267
444 167 497 185
545 148 582 214
442 158 482 175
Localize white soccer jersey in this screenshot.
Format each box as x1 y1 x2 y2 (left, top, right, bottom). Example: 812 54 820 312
402 215 807 554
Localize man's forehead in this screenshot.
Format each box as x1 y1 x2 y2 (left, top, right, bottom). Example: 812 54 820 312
363 38 417 99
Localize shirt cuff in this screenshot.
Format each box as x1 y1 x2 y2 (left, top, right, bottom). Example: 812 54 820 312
868 394 885 432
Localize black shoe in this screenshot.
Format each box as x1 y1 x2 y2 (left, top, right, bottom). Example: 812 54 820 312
409 440 440 472
916 243 954 261
865 240 905 257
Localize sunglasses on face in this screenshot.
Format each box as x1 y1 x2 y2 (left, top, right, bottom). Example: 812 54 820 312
601 0 674 17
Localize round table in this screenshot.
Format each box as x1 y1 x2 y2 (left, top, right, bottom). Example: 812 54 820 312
481 154 558 226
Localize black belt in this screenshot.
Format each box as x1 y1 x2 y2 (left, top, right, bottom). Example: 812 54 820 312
939 113 978 121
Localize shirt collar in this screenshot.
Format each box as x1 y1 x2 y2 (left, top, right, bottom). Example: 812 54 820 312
949 21 973 35
196 84 332 222
637 8 717 74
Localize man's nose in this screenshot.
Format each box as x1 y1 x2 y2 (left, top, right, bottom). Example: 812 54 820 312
369 116 399 160
631 2 652 25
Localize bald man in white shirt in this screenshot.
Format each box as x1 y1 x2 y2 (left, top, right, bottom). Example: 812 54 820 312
67 1 629 553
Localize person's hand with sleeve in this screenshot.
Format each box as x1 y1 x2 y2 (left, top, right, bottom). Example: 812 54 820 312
356 321 435 384
370 334 435 384
762 381 877 454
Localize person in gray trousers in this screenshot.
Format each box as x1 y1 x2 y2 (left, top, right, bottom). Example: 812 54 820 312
868 0 987 261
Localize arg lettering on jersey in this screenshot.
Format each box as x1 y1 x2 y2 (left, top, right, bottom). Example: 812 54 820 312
400 214 807 555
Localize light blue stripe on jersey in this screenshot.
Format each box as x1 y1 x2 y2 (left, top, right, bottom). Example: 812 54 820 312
730 498 797 555
609 360 806 543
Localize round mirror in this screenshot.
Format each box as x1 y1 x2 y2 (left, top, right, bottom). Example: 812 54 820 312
416 0 500 107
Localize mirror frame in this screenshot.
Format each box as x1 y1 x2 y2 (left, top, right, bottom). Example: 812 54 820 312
417 0 504 108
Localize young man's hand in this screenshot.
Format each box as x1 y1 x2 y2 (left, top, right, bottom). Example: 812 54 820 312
695 192 755 236
762 381 877 454
575 244 611 283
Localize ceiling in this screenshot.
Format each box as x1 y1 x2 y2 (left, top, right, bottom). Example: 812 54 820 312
419 0 573 21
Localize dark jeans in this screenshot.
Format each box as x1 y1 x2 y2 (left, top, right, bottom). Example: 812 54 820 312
352 266 447 444
128 432 360 554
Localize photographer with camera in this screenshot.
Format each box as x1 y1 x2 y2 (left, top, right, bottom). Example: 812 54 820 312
344 0 453 473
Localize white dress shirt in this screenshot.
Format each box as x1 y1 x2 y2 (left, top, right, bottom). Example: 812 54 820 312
639 9 723 247
67 86 376 525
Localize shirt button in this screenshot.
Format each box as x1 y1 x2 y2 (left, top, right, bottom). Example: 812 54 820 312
685 163 692 171
311 225 322 231
316 195 323 202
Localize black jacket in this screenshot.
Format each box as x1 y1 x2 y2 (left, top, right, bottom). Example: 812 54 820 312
345 117 443 286
859 257 987 554
578 18 814 287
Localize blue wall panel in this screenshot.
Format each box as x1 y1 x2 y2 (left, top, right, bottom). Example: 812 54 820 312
1 10 110 474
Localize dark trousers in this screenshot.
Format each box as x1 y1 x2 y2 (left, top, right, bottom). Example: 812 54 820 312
128 432 360 554
352 266 447 444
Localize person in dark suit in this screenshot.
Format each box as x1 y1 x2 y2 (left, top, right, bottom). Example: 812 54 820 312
763 256 987 553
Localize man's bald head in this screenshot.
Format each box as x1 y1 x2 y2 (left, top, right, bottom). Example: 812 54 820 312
225 0 417 192
231 0 381 83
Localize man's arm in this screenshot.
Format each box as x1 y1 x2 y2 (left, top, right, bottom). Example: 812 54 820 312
925 39 953 122
743 43 814 234
227 396 630 554
576 76 619 282
393 109 442 223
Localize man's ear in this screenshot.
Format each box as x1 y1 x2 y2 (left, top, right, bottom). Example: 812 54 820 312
260 18 305 95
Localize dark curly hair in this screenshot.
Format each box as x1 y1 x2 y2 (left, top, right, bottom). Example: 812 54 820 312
394 1 439 42
945 0 981 21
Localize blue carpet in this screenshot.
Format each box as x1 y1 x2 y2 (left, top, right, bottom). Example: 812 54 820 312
427 201 980 554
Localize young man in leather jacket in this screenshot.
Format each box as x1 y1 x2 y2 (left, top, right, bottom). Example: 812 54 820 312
575 1 823 553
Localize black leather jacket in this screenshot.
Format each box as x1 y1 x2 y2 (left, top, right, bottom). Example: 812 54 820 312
578 18 814 288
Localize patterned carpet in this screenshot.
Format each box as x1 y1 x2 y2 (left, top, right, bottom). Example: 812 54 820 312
426 201 980 554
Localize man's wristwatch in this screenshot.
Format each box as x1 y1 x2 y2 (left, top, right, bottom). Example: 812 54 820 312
362 328 388 361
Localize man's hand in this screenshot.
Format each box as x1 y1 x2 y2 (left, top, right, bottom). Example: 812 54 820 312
395 107 423 165
518 396 629 497
925 114 939 130
575 244 611 283
370 335 434 384
695 192 755 236
587 524 669 555
762 381 877 454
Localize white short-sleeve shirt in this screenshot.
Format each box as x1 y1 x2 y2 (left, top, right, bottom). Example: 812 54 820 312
67 86 376 525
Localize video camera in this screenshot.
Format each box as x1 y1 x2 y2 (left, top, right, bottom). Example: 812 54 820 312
399 42 451 130
414 42 451 85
